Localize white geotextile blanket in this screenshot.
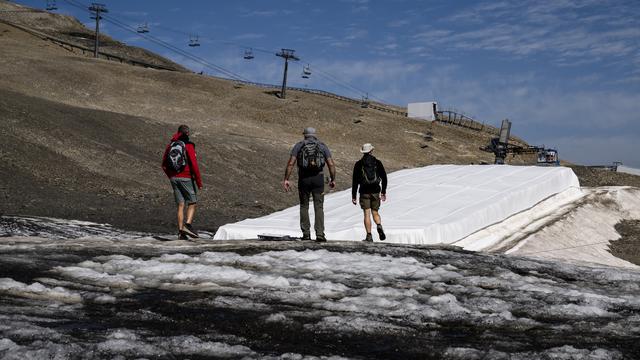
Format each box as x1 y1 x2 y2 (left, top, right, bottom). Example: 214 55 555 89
214 165 581 244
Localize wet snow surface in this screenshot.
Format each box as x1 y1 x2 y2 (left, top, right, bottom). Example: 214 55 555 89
1 217 640 359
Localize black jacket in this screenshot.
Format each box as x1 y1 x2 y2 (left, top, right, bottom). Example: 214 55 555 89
352 154 387 199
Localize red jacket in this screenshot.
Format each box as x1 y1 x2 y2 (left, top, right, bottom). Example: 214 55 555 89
162 132 202 188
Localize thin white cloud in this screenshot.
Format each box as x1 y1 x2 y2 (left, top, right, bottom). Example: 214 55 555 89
244 10 278 17
118 11 149 18
240 9 294 17
387 19 410 28
422 0 640 71
233 33 265 41
345 29 367 41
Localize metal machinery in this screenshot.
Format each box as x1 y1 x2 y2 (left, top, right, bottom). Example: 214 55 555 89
243 48 254 60
481 119 560 166
536 148 560 166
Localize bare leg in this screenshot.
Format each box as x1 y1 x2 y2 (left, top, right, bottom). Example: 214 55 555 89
372 210 382 225
186 203 196 224
363 208 372 234
177 202 185 231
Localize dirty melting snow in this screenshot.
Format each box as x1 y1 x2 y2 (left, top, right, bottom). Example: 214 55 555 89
1 218 640 358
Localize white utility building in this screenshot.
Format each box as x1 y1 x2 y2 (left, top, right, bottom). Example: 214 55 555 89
407 101 437 121
214 165 581 245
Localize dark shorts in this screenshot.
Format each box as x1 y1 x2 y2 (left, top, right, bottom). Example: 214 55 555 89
359 193 380 211
170 177 197 205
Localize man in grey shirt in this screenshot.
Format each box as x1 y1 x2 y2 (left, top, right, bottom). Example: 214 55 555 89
283 127 336 242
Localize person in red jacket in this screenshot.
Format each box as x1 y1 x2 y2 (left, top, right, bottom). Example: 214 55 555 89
162 125 202 240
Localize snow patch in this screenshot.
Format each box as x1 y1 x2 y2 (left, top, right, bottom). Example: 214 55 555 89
0 278 82 304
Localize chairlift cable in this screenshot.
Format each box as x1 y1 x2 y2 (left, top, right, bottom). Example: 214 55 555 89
312 70 365 98
103 17 248 80
61 0 250 81
60 0 391 104
309 65 390 104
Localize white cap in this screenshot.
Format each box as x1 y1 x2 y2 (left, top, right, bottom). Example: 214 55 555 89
360 143 374 153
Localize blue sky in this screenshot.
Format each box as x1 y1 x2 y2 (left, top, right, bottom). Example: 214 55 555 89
16 0 640 167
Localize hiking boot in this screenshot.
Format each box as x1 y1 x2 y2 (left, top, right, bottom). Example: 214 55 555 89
178 231 189 240
377 224 386 241
183 223 199 238
301 234 312 241
315 235 327 243
362 233 373 242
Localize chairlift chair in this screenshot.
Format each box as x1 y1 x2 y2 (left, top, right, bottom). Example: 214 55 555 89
188 35 200 47
137 23 149 33
46 0 57 11
301 64 311 79
243 48 254 60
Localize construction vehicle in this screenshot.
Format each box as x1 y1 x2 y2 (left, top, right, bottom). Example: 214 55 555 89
481 119 559 166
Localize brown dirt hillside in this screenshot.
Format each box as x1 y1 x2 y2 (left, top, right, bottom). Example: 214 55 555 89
0 7 536 233
0 0 186 70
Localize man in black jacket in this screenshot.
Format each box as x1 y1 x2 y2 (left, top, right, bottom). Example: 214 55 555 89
351 143 388 242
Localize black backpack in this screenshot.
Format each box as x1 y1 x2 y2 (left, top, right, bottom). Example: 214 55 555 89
297 139 326 171
361 155 379 185
166 140 187 172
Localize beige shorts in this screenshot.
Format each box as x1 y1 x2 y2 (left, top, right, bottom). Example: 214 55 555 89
359 193 380 210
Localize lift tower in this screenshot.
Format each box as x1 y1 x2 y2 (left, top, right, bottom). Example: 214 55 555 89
276 49 299 99
89 3 108 58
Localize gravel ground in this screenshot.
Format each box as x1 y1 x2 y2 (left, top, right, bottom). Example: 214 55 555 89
569 165 640 188
610 220 640 265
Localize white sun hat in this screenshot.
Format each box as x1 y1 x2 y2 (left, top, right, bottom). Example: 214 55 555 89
360 143 374 153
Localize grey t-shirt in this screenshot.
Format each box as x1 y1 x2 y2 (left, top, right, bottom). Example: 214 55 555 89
290 137 332 178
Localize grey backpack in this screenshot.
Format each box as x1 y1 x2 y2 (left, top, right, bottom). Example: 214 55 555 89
298 140 325 171
166 140 187 172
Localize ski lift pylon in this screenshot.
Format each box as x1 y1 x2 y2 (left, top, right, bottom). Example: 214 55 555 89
361 93 370 108
243 48 254 60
